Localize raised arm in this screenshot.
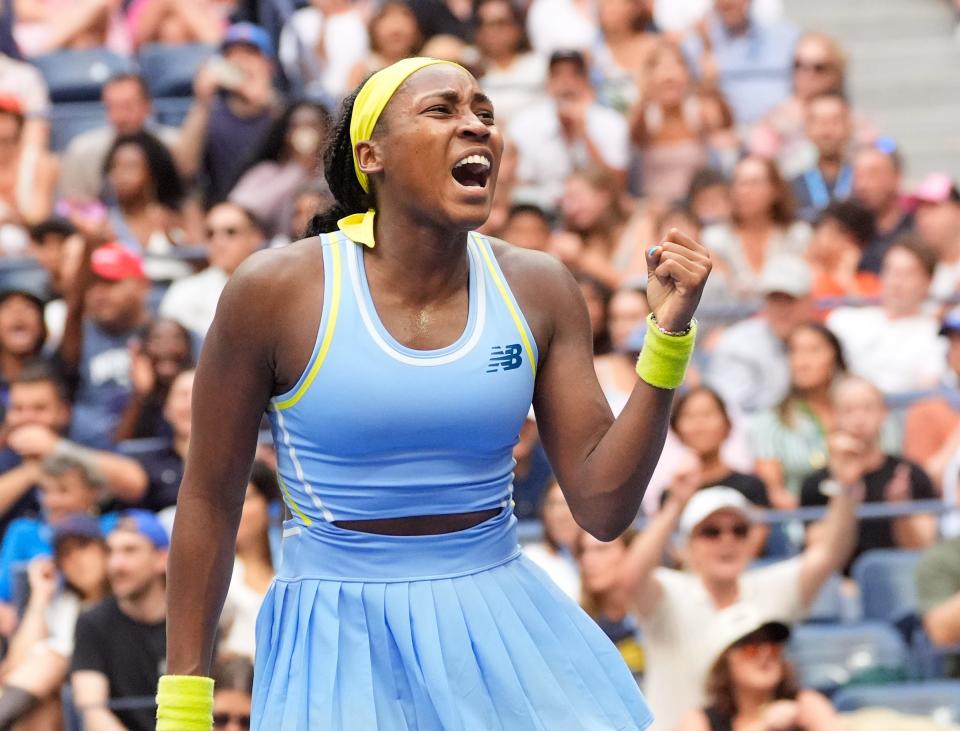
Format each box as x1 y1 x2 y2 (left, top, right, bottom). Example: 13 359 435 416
165 254 282 677
527 229 710 540
799 433 863 606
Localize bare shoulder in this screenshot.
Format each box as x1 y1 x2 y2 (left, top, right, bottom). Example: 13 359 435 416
484 236 582 349
223 237 325 315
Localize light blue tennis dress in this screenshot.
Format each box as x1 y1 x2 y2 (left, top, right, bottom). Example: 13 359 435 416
256 230 654 730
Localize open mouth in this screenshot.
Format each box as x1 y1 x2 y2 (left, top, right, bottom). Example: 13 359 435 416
451 154 492 189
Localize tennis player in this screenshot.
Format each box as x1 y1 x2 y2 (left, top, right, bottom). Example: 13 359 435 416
158 57 711 730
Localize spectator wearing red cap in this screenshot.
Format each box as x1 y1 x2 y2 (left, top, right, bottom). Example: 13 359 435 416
0 94 57 238
905 173 960 300
59 241 149 449
0 51 51 150
175 23 280 207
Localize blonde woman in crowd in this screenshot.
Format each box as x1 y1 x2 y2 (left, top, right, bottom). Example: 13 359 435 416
703 155 811 301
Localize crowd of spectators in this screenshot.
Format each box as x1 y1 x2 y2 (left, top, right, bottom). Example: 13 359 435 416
0 0 956 728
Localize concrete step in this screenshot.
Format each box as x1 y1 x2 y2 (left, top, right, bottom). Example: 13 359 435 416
784 0 960 178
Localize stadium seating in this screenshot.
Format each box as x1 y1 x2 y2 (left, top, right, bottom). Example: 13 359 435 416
31 48 133 103
851 549 922 623
788 622 910 693
137 43 215 98
832 680 960 724
48 101 108 152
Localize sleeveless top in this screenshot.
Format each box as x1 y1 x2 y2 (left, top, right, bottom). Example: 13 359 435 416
266 231 538 525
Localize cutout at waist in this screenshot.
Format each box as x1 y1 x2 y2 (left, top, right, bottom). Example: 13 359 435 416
333 508 501 536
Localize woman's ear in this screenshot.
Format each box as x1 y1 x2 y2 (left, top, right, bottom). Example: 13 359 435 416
356 141 384 178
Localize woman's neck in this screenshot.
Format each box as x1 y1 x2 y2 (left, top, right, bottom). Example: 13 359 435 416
596 586 630 621
370 203 471 305
698 450 729 482
120 195 151 215
0 351 25 381
733 686 775 720
487 50 518 68
736 214 774 234
236 537 273 569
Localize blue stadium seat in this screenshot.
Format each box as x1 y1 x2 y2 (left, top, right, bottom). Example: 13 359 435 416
832 680 960 723
153 96 193 128
138 43 215 98
787 621 910 693
806 573 849 623
851 549 921 623
31 48 133 103
49 101 107 151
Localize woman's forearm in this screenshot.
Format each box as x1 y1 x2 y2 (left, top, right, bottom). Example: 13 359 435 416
166 486 242 675
566 382 674 539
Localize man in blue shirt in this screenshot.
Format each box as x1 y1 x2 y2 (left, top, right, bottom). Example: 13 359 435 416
683 0 799 126
791 91 854 222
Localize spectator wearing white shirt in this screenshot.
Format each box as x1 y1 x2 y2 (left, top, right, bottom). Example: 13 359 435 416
159 203 265 339
653 0 783 33
827 236 947 395
526 0 597 56
508 50 628 211
278 0 370 103
622 474 859 730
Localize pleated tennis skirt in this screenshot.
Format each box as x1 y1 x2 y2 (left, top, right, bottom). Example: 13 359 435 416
251 509 653 730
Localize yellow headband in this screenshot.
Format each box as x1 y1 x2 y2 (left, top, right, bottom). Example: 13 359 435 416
339 57 464 248
350 57 463 193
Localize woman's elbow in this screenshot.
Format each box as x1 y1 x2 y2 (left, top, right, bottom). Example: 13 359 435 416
575 512 634 542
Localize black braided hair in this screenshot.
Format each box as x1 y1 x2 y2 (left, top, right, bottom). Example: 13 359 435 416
306 85 374 236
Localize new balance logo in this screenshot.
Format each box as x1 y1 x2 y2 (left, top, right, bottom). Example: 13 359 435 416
487 344 523 373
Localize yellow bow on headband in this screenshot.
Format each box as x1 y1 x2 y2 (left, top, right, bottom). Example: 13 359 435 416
338 57 464 248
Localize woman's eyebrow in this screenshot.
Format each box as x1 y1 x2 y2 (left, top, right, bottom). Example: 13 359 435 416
418 89 494 106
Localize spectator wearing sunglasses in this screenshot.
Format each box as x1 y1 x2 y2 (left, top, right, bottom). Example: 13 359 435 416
212 655 254 730
620 470 858 730
159 203 265 339
750 32 876 179
852 138 915 274
676 605 839 731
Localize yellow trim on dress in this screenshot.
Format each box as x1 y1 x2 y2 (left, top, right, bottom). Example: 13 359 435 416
277 473 313 527
271 238 343 411
477 238 537 378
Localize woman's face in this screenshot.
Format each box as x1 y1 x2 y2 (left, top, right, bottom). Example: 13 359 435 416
368 65 503 233
577 532 626 596
674 390 729 457
212 689 252 731
474 0 522 59
793 37 842 99
598 0 641 33
561 176 612 232
39 470 97 524
373 5 421 61
58 538 108 599
726 642 786 694
108 144 151 202
541 482 580 550
236 481 270 551
732 157 777 222
0 294 43 357
285 106 328 160
578 280 606 338
608 289 648 352
788 327 837 392
648 47 690 109
163 370 194 439
145 320 192 385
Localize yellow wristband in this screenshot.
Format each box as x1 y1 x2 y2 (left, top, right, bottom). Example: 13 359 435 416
156 675 215 731
635 314 697 390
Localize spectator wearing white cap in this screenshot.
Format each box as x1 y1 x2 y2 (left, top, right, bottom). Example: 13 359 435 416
905 173 960 301
676 604 838 731
705 254 814 415
827 236 947 395
620 446 859 730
